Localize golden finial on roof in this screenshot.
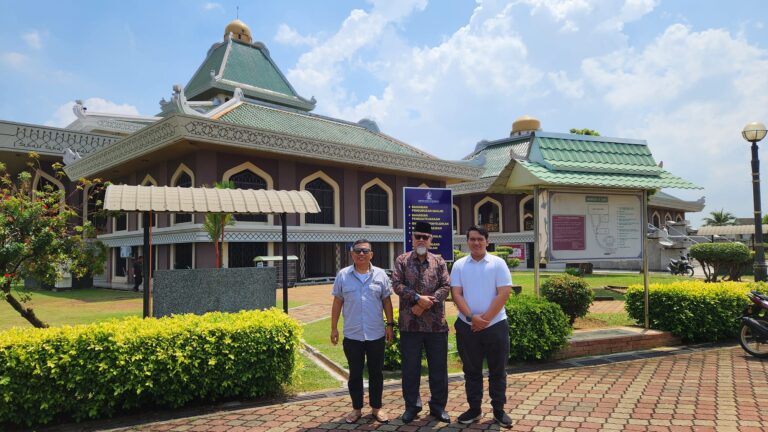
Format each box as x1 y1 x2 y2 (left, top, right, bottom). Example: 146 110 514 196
511 115 541 136
224 19 252 44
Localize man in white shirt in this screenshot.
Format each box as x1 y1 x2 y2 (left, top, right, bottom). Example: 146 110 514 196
450 225 513 428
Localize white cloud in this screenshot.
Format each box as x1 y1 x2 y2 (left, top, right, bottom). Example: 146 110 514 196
582 24 764 109
22 30 42 50
521 0 592 32
45 98 141 128
548 70 583 98
202 2 222 11
599 0 659 31
274 24 318 47
0 52 28 68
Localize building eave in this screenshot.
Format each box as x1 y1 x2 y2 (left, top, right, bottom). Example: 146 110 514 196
63 114 481 181
0 119 118 158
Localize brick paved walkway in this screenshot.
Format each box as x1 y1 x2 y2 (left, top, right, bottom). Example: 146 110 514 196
116 346 768 432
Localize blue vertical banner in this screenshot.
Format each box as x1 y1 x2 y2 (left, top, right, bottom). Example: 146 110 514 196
404 187 454 261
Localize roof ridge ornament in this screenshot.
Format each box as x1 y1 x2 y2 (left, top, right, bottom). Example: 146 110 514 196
171 84 203 117
73 100 87 119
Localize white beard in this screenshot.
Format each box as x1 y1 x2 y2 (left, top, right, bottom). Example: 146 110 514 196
416 246 428 256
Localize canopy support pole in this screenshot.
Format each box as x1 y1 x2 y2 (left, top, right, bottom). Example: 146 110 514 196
642 190 650 329
142 212 150 318
281 213 289 314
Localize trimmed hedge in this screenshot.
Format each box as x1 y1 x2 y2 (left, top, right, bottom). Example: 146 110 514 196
0 309 301 426
542 274 594 325
505 295 571 361
689 242 752 282
383 309 401 370
625 281 757 342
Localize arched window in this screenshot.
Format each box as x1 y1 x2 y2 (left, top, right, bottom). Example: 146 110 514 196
519 195 534 232
360 178 392 227
676 214 684 222
32 170 65 212
664 213 672 223
475 197 502 232
171 164 194 224
229 170 267 222
301 171 339 226
652 212 661 228
306 178 334 224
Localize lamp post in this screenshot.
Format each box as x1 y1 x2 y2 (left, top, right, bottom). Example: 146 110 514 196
743 121 768 282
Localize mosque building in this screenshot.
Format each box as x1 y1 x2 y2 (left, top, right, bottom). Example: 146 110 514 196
0 20 703 287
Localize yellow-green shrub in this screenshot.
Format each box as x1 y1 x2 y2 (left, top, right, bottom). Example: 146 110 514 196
0 309 301 426
625 281 758 342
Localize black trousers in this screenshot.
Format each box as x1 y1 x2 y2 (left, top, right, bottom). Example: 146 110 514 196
133 276 142 291
455 319 510 411
400 331 448 411
342 337 385 409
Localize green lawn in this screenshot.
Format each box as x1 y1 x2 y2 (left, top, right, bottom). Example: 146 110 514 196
509 271 692 296
288 353 343 393
0 288 306 331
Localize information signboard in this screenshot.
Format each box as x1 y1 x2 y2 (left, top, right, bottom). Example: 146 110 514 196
403 187 453 260
547 191 643 262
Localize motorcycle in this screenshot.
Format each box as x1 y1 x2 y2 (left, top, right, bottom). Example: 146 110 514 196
668 254 694 277
738 291 768 358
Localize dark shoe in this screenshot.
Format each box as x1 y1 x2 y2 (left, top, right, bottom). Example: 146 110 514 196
429 409 450 423
493 409 513 428
401 408 420 423
457 407 481 424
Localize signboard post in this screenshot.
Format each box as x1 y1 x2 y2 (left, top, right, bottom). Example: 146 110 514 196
403 187 453 260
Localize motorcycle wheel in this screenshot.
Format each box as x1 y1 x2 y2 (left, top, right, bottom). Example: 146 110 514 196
686 267 695 277
739 323 768 358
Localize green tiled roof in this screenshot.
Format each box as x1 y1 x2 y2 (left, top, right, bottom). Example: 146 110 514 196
184 40 311 110
218 102 432 158
536 135 662 175
466 138 530 178
185 42 228 99
221 42 295 97
516 160 700 189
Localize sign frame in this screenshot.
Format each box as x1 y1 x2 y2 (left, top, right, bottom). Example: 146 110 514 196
403 187 454 261
546 190 644 263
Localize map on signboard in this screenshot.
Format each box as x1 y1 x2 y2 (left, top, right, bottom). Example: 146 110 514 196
548 192 643 262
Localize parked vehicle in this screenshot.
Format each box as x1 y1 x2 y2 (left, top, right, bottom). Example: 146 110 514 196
738 291 768 358
667 254 694 277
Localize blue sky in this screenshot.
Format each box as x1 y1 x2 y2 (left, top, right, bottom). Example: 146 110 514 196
1 0 767 227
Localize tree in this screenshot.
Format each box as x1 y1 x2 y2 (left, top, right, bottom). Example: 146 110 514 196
762 214 768 225
570 128 600 136
702 209 736 226
202 181 235 268
0 154 107 328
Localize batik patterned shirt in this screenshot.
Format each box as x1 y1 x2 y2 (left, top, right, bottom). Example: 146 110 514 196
392 251 451 333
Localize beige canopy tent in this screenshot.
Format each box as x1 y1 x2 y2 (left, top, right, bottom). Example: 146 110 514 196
103 185 320 316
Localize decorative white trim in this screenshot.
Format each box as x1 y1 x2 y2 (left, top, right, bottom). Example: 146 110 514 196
418 183 429 188
360 178 393 228
676 214 684 222
31 169 66 211
474 196 503 232
519 194 533 233
664 212 672 222
222 161 274 225
170 163 195 225
300 170 340 227
452 204 461 234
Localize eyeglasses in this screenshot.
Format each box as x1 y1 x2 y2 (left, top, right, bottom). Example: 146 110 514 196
352 248 371 254
413 234 431 241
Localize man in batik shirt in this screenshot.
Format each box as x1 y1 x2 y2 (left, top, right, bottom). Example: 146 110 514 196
392 221 451 424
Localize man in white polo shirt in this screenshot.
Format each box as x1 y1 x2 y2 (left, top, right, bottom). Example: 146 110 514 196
450 225 513 428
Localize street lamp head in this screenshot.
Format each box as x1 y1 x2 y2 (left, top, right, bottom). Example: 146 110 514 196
743 121 768 143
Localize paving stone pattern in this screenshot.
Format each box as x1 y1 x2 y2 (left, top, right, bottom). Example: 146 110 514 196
117 346 768 432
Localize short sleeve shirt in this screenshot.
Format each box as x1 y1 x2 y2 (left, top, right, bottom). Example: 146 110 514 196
450 253 512 326
332 265 392 341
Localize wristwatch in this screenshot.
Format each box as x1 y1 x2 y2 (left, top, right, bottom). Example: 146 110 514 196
414 294 421 302
386 321 396 327
466 312 474 322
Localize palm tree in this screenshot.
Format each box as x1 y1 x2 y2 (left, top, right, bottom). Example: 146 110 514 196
202 181 235 268
702 209 736 226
